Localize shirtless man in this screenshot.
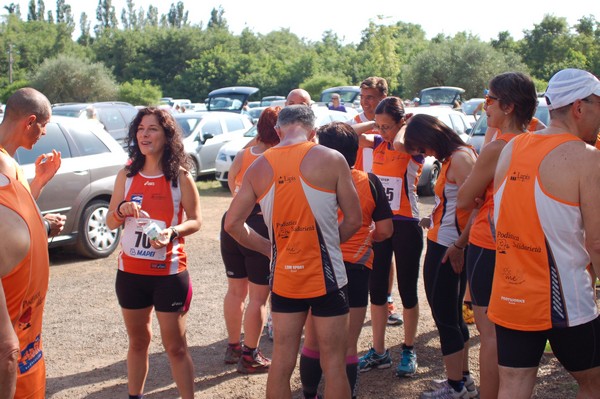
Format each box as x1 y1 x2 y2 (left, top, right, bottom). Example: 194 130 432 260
224 105 361 399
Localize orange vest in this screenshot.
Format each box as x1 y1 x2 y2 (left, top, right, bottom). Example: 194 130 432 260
233 147 259 197
490 133 598 330
259 142 347 298
118 173 187 275
0 175 49 399
468 132 517 249
340 169 376 268
428 146 477 246
350 113 375 172
371 138 422 220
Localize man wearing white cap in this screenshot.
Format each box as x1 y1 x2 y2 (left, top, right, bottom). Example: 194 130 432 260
488 68 600 398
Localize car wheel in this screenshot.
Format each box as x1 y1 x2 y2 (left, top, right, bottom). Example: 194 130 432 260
421 163 440 197
219 181 229 189
75 200 121 259
188 156 199 181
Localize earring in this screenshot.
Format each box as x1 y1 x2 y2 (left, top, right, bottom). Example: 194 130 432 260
504 112 508 115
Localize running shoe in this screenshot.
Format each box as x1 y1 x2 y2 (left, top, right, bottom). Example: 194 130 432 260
431 375 478 398
358 348 392 372
387 302 404 325
420 380 469 398
224 343 242 364
396 347 418 377
462 303 475 325
237 348 271 374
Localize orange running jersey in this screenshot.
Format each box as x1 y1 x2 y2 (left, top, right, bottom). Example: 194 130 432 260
596 132 600 150
339 169 377 268
468 132 517 250
259 142 347 298
0 147 29 190
233 147 259 197
348 113 375 172
428 146 477 246
490 133 598 331
371 137 422 220
0 175 49 399
118 173 187 275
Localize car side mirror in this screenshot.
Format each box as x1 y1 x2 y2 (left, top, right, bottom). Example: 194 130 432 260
201 133 214 144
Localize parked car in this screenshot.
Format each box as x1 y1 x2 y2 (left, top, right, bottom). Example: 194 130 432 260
207 86 259 114
404 106 472 196
15 116 128 258
320 86 362 111
461 98 485 126
418 86 465 107
51 102 138 149
247 106 267 124
260 96 285 106
173 112 254 180
215 107 352 188
466 98 550 154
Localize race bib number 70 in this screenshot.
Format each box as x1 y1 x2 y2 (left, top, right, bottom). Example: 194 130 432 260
122 218 167 261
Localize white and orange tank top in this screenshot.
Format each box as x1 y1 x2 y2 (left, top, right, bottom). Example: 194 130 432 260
0 147 29 190
490 133 597 330
340 169 376 268
259 142 347 298
0 174 49 399
428 146 477 246
233 147 260 197
348 113 374 172
371 137 422 221
118 172 187 275
468 132 517 250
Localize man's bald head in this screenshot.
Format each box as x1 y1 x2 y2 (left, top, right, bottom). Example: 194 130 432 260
286 89 312 106
4 88 51 123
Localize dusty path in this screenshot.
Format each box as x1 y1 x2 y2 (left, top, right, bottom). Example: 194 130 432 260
44 186 580 398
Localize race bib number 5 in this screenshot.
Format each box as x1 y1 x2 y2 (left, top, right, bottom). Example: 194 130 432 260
377 175 402 211
122 218 167 261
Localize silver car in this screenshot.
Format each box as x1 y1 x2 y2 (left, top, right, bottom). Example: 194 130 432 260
15 116 127 258
173 112 253 180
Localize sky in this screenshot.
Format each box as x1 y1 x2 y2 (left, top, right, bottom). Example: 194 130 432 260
12 0 594 44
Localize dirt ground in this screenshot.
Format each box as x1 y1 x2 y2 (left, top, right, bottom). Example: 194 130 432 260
43 185 584 398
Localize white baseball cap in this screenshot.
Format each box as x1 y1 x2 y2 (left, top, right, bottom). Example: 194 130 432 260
545 68 600 111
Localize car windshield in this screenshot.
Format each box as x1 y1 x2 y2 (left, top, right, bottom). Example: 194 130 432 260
420 88 462 106
243 125 257 138
174 116 203 138
462 100 483 115
208 95 245 112
321 91 359 103
52 108 83 117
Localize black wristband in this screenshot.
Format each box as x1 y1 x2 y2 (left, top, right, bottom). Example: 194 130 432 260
116 200 127 218
169 226 179 242
43 218 51 235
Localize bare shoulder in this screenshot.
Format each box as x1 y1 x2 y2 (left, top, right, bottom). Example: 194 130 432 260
0 205 31 277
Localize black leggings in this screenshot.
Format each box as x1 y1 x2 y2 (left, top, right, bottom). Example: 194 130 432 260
423 239 469 356
370 220 423 308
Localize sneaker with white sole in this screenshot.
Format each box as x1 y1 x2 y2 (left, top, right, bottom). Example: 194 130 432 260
431 375 478 398
420 380 469 398
387 302 404 325
358 348 392 372
395 347 418 377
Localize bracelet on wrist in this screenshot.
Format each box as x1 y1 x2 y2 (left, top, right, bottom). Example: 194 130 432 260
453 242 465 250
169 226 179 242
116 200 127 218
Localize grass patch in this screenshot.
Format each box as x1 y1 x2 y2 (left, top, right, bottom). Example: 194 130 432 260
196 178 228 196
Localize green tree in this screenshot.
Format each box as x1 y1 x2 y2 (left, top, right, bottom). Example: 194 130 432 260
207 6 227 30
78 12 92 45
166 1 188 28
118 79 162 105
95 0 118 35
27 0 37 21
301 74 348 101
31 54 118 103
145 5 158 27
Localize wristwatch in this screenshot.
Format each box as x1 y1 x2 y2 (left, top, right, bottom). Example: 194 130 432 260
169 226 179 242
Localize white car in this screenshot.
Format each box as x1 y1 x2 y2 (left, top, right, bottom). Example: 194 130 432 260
403 106 472 196
215 107 354 188
173 112 253 180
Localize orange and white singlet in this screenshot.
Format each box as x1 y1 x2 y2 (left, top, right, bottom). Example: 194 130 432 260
490 133 598 331
371 136 422 220
468 132 517 250
348 113 375 172
340 169 376 268
259 142 346 298
0 147 29 190
118 172 187 275
428 146 477 246
233 147 260 197
0 175 49 399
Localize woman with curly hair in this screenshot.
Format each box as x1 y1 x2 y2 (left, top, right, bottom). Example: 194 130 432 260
106 107 202 399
